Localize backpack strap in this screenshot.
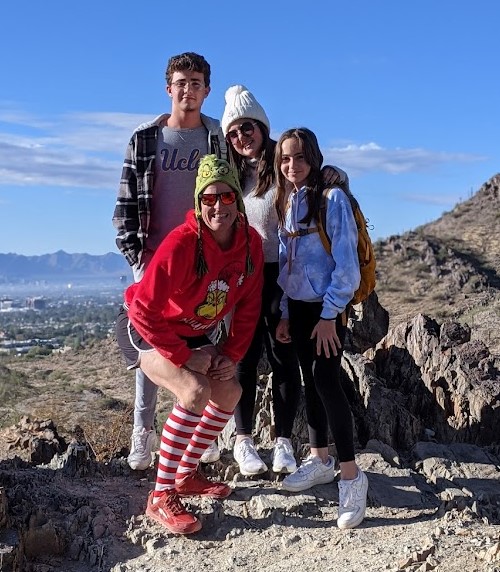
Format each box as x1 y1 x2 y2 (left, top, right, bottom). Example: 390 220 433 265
318 188 332 253
318 186 359 254
210 134 228 160
284 227 320 239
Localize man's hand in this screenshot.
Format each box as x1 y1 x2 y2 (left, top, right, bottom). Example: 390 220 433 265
311 319 341 357
184 348 212 375
208 354 236 381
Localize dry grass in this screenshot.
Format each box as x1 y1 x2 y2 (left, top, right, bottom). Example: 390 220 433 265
83 405 133 462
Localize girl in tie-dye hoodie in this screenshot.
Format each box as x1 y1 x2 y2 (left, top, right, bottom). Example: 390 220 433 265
274 127 368 530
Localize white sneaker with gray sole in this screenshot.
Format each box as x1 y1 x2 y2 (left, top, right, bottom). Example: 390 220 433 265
127 427 156 471
200 440 221 463
337 469 368 529
272 438 297 473
234 438 268 476
281 454 336 492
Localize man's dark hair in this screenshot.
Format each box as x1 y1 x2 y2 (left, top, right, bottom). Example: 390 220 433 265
165 52 211 87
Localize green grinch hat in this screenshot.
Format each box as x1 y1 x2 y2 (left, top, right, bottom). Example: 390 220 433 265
194 154 245 217
193 155 254 278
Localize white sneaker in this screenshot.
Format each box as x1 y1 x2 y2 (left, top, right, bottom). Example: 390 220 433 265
233 438 268 476
200 440 220 463
281 454 336 492
272 438 297 473
127 427 156 470
337 469 368 529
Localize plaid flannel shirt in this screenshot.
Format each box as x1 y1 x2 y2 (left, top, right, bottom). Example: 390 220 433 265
112 113 227 268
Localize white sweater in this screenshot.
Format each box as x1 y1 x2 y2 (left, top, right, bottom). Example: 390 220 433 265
242 160 280 264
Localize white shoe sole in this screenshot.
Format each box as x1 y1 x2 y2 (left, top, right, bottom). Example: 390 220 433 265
281 472 335 492
128 458 152 471
238 464 268 476
337 511 366 529
200 453 221 464
272 462 297 474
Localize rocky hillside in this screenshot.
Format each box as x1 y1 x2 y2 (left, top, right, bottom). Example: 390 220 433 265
0 175 499 571
374 173 500 355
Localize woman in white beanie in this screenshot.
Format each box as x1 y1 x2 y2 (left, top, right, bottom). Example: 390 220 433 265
209 85 302 476
202 85 351 480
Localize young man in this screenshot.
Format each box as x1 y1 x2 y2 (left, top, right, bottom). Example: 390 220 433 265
113 52 227 471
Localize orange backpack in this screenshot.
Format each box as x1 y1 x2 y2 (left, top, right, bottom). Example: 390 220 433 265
318 187 376 305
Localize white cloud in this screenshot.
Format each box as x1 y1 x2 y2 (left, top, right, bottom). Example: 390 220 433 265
0 106 153 189
322 142 485 175
401 193 461 206
0 104 488 190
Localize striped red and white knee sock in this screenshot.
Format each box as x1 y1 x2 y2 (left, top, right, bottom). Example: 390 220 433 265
176 401 233 478
153 404 201 501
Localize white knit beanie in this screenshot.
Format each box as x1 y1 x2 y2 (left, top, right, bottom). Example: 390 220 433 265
221 85 270 136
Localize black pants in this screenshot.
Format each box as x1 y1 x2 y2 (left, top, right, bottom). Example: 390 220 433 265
234 262 301 437
288 298 354 462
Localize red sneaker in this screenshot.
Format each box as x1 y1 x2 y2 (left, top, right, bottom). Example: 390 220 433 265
145 490 201 535
176 468 232 498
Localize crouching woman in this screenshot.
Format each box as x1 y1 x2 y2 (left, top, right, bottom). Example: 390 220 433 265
116 155 263 535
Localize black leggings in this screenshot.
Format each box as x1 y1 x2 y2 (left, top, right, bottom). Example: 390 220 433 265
288 298 354 462
234 262 301 438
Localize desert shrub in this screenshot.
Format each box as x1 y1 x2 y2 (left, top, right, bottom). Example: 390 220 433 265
98 397 129 411
82 406 133 462
25 346 52 359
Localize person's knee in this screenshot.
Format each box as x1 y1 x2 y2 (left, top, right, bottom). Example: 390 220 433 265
217 378 242 409
180 378 211 413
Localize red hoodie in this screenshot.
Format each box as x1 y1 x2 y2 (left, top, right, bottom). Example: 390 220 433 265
124 210 263 367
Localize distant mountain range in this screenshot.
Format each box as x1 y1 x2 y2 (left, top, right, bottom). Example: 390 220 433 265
0 250 130 280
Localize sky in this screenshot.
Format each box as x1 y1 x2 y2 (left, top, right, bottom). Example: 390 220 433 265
0 1 499 256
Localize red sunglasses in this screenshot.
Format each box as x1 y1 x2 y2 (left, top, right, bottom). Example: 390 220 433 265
200 191 237 207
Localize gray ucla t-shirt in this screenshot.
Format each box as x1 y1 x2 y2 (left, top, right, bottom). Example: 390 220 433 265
146 121 209 254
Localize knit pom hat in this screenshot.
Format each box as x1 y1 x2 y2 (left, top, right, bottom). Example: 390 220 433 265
221 85 270 136
194 155 254 277
194 154 245 217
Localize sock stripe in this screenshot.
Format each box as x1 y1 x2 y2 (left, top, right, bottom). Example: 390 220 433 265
176 403 234 476
154 404 200 496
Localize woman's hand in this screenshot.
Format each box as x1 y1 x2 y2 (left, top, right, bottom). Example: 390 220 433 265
276 318 291 343
311 319 341 357
184 348 212 375
208 354 236 381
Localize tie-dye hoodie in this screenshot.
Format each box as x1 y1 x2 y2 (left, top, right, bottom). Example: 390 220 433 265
277 186 360 320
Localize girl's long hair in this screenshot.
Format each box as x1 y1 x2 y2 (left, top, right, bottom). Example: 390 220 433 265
274 128 324 227
227 120 276 197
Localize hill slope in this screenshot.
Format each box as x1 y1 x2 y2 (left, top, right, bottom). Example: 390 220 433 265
374 173 500 354
0 250 129 280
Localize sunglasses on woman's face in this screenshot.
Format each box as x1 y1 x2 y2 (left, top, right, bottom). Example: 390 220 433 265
226 121 257 141
200 191 237 207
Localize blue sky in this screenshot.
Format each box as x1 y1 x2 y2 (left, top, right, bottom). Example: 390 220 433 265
1 1 498 255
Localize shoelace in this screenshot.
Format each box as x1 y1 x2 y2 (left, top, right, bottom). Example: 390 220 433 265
161 492 185 516
293 459 317 476
274 443 290 459
194 471 210 485
338 480 357 508
132 433 146 453
274 444 285 456
239 441 257 459
275 442 293 455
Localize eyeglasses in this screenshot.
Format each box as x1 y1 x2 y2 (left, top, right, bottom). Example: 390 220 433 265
170 80 205 91
200 191 237 207
226 121 257 141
